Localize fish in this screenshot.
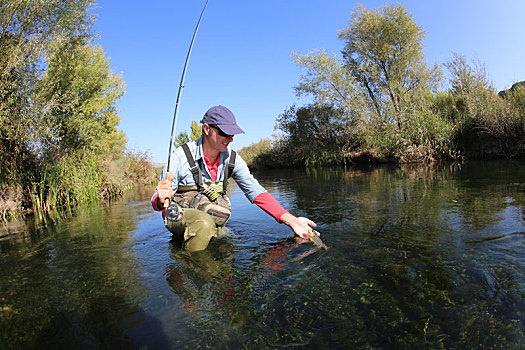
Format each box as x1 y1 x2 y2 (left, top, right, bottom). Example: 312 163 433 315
465 231 525 244
309 229 328 250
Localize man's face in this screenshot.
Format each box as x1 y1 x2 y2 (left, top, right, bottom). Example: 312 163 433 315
204 123 234 153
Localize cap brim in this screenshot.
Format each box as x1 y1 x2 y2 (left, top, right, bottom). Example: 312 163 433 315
217 124 245 135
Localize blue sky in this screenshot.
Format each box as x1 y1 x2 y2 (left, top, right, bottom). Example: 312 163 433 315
93 0 525 164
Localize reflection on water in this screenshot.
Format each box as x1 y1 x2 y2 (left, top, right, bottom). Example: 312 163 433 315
1 161 524 349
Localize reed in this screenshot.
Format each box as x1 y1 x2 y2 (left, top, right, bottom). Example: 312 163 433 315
35 151 105 212
304 144 344 167
0 184 24 221
0 149 159 221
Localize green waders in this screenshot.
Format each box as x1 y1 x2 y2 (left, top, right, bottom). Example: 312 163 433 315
165 143 236 252
165 208 219 252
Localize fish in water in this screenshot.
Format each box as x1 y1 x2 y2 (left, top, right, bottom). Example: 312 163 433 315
309 229 328 250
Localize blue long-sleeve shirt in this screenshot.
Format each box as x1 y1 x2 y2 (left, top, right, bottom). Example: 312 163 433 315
151 137 267 208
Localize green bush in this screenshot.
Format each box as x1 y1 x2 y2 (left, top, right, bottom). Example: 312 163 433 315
24 149 157 218
238 139 272 167
37 151 105 212
397 110 456 162
304 144 345 167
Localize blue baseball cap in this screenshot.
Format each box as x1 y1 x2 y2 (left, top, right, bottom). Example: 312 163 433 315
201 105 245 135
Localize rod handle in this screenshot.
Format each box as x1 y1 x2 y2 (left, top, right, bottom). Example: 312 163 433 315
164 198 169 208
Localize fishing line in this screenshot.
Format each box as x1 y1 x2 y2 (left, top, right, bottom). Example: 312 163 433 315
164 0 210 208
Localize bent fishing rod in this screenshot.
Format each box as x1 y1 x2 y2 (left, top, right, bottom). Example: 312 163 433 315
164 0 209 208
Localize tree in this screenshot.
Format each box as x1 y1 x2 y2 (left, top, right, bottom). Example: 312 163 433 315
444 52 494 103
175 120 202 147
288 4 452 162
292 4 440 142
276 104 350 146
292 50 365 126
190 120 202 141
338 4 440 128
175 131 189 147
339 5 439 127
443 53 525 153
0 0 96 183
37 41 126 158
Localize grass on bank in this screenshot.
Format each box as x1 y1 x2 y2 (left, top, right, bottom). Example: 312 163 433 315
0 150 158 221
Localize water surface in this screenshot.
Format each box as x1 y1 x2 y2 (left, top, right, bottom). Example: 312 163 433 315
1 161 524 349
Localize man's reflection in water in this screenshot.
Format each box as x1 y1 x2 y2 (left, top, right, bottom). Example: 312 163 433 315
166 234 321 326
166 235 251 324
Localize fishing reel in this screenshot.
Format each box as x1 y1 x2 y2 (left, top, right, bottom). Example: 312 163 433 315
164 200 183 224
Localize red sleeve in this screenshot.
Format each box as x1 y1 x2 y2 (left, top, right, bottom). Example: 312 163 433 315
253 192 289 222
151 193 165 212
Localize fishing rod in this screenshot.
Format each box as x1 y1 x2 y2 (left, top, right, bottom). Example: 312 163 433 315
164 0 209 208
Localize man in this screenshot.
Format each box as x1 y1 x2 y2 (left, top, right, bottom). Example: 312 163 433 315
152 105 317 251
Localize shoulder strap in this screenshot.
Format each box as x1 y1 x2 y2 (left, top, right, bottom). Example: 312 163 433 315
222 150 236 194
182 143 202 189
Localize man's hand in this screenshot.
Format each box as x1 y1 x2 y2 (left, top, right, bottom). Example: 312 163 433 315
279 212 317 239
156 172 174 208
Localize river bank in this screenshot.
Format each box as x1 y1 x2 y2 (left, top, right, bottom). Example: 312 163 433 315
240 127 525 170
0 150 159 222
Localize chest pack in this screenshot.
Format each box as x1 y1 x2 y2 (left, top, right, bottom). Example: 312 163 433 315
172 143 236 227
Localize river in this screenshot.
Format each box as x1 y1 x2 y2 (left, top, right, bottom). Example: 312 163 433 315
1 161 524 349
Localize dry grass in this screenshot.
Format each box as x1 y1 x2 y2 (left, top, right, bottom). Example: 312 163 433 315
0 184 24 220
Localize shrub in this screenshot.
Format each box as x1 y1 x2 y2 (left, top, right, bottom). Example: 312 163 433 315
238 139 272 167
38 151 105 211
0 184 24 220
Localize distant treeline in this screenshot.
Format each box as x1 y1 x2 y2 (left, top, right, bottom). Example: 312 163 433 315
239 4 525 168
0 1 157 220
